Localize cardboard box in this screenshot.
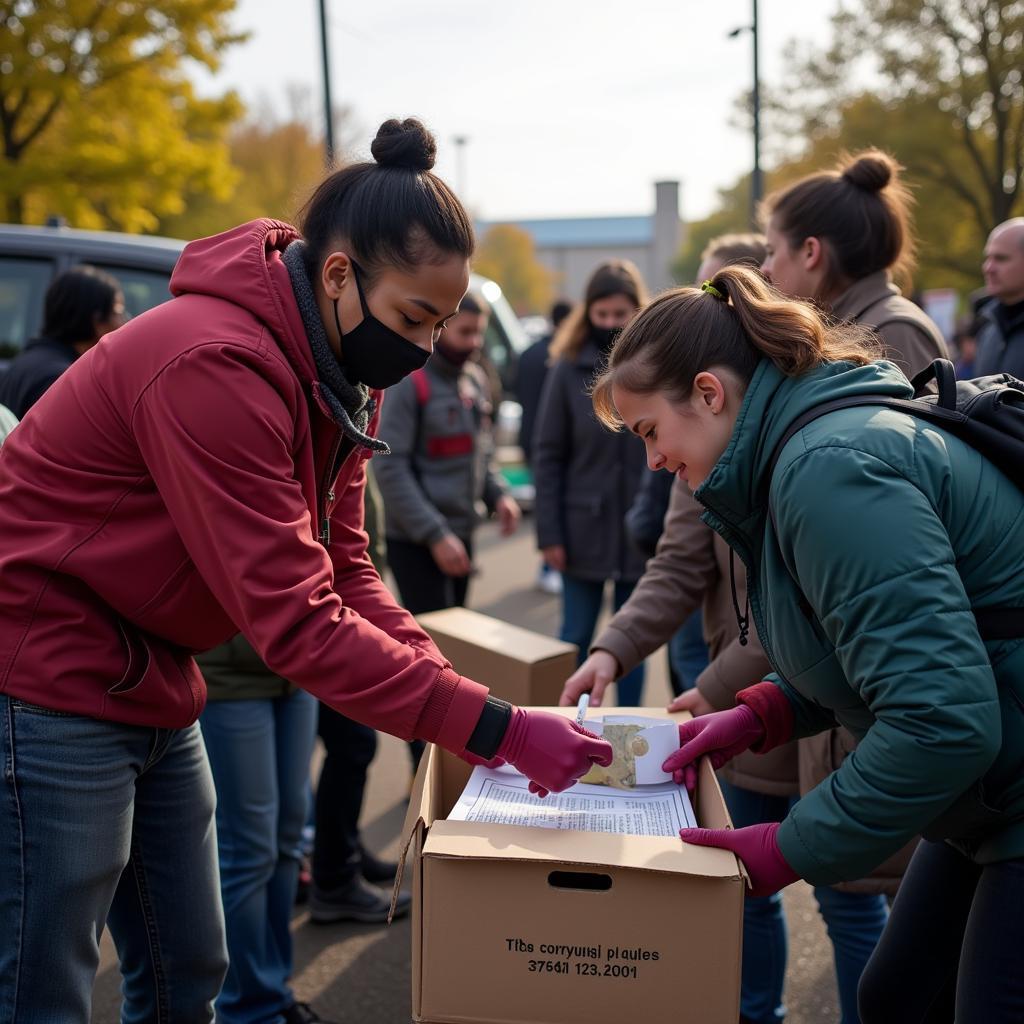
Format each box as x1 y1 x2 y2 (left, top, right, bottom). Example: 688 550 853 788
396 706 745 1024
416 607 577 707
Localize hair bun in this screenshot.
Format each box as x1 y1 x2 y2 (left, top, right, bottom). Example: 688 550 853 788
371 118 437 172
840 150 896 193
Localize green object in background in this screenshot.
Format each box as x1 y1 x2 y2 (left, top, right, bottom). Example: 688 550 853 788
500 464 532 488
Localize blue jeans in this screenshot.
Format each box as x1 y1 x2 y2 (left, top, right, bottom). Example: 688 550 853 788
0 695 227 1023
719 780 888 1024
561 575 645 704
201 690 318 1024
667 609 710 696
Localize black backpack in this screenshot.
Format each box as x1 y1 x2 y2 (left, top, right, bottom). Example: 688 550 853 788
766 358 1024 640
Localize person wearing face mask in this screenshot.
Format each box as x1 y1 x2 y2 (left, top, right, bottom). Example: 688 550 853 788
0 264 127 419
0 118 612 1024
532 261 650 704
375 291 521 615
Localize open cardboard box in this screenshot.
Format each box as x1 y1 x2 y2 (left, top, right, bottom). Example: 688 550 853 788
415 608 578 706
395 706 745 1024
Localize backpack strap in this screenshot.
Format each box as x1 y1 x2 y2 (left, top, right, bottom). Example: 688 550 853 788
412 367 430 407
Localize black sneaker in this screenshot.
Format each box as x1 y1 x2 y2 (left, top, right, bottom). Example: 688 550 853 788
359 846 399 885
283 1002 337 1024
309 875 411 924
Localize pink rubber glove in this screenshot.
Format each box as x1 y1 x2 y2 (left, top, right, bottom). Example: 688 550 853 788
678 823 799 898
661 705 765 792
497 708 613 797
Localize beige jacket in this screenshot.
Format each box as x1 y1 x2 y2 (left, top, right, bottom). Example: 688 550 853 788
594 480 799 797
831 272 949 378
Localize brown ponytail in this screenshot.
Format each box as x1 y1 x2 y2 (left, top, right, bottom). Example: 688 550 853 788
592 265 880 429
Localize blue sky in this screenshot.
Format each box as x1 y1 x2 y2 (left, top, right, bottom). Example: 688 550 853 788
195 0 836 223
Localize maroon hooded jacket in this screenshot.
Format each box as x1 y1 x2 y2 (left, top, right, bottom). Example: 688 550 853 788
0 220 487 750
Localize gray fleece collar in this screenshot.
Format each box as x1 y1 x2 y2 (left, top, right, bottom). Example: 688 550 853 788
282 240 389 456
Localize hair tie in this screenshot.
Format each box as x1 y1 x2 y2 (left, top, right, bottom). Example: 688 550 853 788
701 280 725 301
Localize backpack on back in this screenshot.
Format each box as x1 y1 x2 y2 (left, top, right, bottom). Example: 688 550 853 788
766 358 1024 640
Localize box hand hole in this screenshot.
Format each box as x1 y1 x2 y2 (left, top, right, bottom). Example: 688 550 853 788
547 870 612 891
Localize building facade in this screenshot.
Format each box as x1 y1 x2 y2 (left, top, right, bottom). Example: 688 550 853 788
480 180 684 302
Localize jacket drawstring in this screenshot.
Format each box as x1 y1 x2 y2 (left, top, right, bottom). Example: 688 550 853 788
729 550 751 647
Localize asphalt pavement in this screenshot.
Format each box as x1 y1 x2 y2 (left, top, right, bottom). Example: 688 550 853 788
91 517 839 1023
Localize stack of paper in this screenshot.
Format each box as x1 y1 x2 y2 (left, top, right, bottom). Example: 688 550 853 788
447 765 695 838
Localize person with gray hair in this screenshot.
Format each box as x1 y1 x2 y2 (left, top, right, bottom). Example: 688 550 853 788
975 218 1024 378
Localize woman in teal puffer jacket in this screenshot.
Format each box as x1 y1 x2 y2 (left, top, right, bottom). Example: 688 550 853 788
594 264 1024 1023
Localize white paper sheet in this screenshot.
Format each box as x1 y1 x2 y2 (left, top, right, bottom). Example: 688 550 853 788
447 765 696 837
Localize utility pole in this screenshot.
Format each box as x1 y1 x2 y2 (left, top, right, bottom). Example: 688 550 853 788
318 0 335 165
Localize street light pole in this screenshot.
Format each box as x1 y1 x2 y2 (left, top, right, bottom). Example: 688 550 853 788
751 0 762 226
453 135 468 200
318 0 335 165
729 0 763 228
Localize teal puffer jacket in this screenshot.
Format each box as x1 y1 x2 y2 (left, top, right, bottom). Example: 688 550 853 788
695 357 1024 886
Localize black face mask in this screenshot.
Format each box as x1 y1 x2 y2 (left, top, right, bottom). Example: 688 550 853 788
589 324 622 352
333 261 430 389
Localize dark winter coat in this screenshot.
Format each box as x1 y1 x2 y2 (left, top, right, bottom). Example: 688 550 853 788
696 356 1024 885
974 297 1024 379
532 340 648 582
0 336 79 419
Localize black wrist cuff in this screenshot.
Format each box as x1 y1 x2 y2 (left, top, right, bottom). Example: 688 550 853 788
465 696 512 759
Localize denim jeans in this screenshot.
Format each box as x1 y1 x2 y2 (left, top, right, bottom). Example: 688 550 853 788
0 695 227 1023
719 780 888 1024
201 689 318 1024
858 840 1024 1023
561 575 645 704
666 609 710 697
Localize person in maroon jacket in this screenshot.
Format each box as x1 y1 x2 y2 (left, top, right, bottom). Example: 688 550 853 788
0 118 611 1024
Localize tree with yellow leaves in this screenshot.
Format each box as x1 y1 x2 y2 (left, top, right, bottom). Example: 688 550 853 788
0 0 245 231
473 224 557 315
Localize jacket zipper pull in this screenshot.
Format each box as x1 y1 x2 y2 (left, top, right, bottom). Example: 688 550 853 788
320 517 331 547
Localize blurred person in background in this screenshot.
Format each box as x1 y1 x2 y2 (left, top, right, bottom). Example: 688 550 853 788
518 298 572 594
0 265 125 418
374 289 520 617
533 261 649 705
0 118 609 1023
953 313 982 379
975 218 1024 377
